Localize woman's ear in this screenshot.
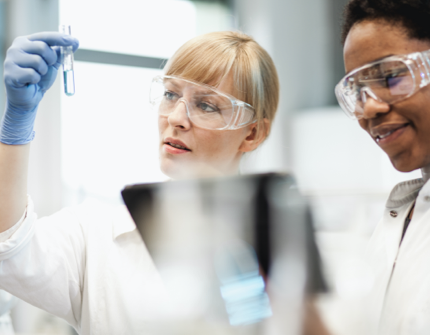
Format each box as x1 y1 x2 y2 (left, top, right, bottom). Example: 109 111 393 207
239 119 270 152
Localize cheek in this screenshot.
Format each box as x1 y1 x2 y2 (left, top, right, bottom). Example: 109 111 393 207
358 119 370 133
214 132 246 156
195 132 224 154
158 116 167 136
194 130 243 157
399 93 430 137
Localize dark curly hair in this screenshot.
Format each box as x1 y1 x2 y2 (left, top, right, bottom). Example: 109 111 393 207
341 0 430 44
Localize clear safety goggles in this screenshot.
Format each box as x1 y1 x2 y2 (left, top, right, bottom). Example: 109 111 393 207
149 75 256 130
335 49 430 120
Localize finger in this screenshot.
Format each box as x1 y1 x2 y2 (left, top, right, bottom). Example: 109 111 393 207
38 66 59 92
4 67 41 88
27 32 79 51
51 46 63 69
6 48 49 76
21 40 58 66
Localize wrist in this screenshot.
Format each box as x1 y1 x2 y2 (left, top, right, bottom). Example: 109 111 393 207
0 103 38 145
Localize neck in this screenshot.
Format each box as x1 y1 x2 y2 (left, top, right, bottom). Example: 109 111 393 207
167 161 240 180
421 164 430 184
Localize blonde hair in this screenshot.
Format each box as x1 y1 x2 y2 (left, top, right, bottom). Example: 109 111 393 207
163 31 280 138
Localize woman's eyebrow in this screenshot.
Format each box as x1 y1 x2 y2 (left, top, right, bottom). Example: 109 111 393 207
164 79 220 96
194 88 216 96
163 78 179 87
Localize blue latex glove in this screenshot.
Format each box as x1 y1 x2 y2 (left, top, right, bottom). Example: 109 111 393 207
0 32 79 145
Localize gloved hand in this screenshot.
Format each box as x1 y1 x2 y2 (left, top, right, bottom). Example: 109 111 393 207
0 32 79 145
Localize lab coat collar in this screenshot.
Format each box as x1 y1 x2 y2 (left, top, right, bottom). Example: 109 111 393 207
421 164 430 184
385 178 424 209
112 205 137 240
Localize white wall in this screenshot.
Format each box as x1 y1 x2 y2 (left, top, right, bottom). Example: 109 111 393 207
234 0 336 172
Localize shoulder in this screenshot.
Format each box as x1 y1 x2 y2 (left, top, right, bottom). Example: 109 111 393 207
37 198 136 241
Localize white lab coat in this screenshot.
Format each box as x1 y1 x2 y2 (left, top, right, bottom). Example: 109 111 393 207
0 197 166 335
367 178 430 334
0 290 17 335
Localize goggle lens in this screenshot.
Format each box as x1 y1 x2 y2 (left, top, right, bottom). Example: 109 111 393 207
150 76 255 130
337 60 415 119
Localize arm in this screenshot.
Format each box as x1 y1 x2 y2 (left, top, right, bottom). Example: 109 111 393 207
0 200 87 330
0 32 79 232
0 143 29 230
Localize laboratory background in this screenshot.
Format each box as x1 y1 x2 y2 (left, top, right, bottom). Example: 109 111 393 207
0 0 421 334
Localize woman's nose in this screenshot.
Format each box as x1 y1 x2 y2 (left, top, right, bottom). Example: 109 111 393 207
361 96 390 120
167 100 191 130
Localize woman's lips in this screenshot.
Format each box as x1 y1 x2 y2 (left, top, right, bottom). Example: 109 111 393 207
163 138 191 154
374 124 409 145
164 143 191 154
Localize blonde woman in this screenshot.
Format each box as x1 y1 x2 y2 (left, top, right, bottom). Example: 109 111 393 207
0 31 280 333
157 32 279 178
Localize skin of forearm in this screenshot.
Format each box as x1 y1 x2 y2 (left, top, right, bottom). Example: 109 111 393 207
0 142 29 233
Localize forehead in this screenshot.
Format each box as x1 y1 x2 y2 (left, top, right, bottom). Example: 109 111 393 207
165 72 237 97
343 20 430 74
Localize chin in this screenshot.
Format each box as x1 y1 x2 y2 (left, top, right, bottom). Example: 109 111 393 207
160 158 199 180
390 156 422 173
160 159 185 180
160 158 226 180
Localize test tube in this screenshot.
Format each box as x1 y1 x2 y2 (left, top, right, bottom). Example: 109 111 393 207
59 25 75 96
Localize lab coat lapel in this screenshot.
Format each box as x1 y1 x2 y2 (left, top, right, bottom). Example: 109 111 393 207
381 204 410 269
111 205 137 240
380 181 430 334
382 179 423 270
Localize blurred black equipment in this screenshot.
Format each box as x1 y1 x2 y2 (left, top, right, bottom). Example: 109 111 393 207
121 173 325 334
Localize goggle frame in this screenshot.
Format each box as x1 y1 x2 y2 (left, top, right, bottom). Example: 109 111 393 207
335 49 430 120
